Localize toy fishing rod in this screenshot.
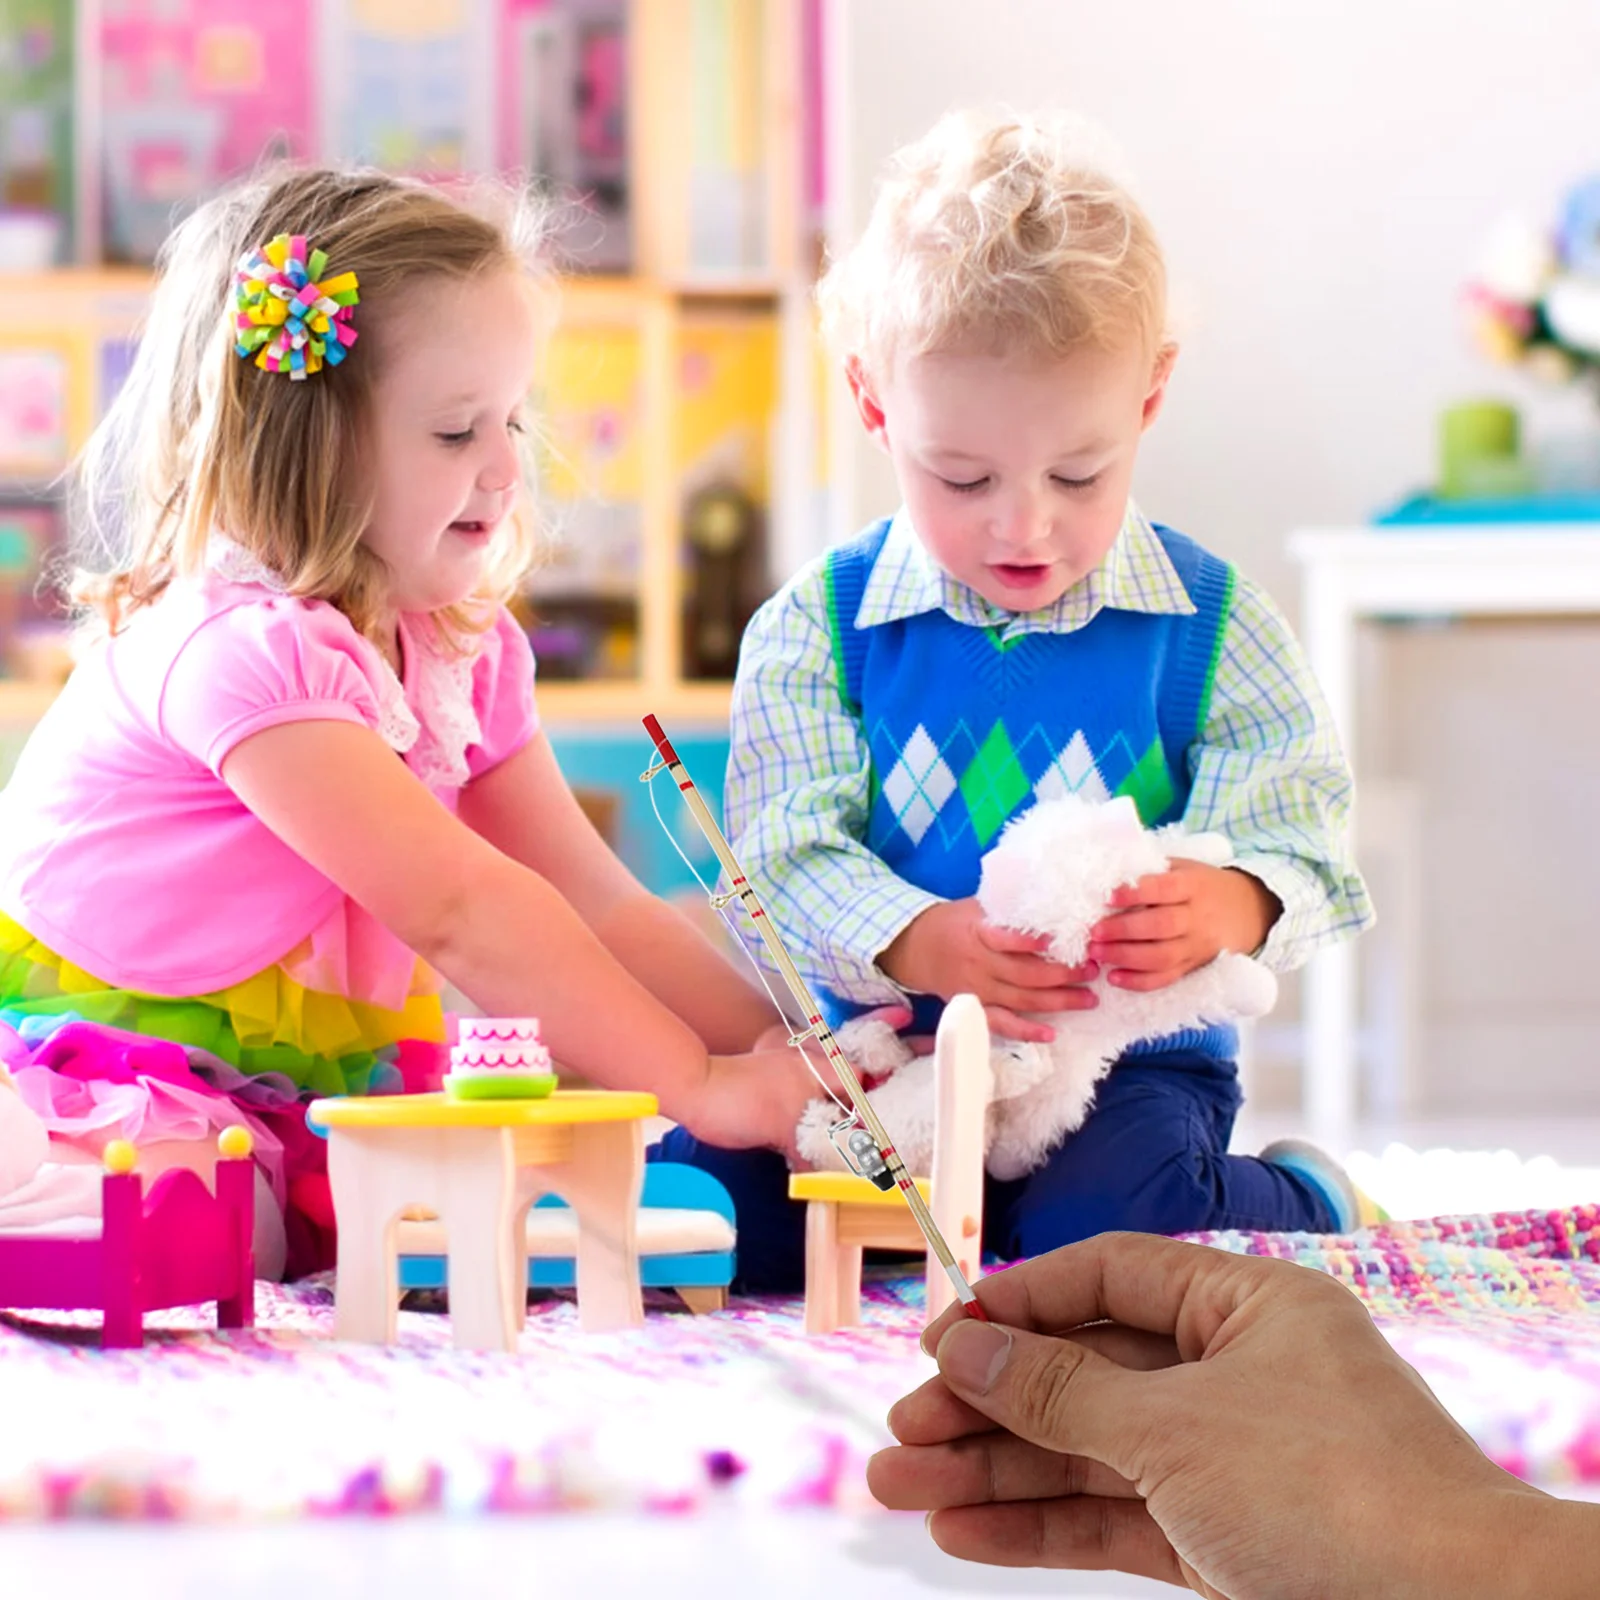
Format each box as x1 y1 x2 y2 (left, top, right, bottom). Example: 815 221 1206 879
641 714 986 1323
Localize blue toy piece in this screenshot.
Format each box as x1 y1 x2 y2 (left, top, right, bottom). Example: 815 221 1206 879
1374 491 1600 526
1559 176 1600 277
396 1160 736 1297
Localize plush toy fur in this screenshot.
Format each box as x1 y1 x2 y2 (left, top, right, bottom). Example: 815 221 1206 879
796 795 1278 1181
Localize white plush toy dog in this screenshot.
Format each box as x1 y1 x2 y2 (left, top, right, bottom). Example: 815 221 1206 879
795 795 1278 1181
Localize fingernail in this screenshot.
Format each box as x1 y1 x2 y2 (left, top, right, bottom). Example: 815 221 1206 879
937 1320 1013 1393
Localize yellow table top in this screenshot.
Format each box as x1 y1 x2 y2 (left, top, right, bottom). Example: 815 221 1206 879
308 1089 659 1130
788 1170 932 1206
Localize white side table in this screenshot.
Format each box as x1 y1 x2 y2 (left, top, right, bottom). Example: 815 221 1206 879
1289 525 1600 1151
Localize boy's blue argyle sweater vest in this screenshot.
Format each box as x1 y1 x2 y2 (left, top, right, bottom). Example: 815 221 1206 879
824 517 1239 1061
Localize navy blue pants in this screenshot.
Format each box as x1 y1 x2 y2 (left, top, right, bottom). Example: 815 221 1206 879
649 1048 1336 1294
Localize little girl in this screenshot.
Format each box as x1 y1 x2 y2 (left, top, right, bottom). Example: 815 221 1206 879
0 168 825 1277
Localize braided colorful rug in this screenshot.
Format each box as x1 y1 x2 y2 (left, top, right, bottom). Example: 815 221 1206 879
1 1204 1597 1521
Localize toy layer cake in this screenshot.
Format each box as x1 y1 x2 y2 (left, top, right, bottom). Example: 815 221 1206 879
443 1018 557 1101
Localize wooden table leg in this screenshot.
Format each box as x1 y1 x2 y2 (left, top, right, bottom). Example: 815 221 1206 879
834 1238 864 1330
438 1128 523 1352
328 1127 405 1345
803 1201 840 1335
540 1119 644 1332
330 1126 523 1352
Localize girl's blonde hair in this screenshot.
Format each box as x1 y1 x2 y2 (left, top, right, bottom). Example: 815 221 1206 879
72 167 551 640
818 108 1169 375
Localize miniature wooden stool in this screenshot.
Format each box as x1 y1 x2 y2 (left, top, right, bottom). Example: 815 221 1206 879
788 994 991 1334
310 1089 657 1352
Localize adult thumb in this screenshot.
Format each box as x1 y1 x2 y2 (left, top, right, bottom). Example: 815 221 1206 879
933 1317 1138 1468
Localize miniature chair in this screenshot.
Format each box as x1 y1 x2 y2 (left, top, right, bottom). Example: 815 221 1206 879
788 993 991 1334
0 1128 257 1349
396 1160 736 1313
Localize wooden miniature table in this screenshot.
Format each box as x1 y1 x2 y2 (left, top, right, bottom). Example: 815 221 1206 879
310 1089 658 1352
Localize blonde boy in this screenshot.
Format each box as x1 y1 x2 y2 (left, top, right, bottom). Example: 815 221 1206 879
654 111 1375 1289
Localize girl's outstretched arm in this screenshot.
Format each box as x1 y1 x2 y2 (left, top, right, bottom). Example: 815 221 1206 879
455 733 777 1053
220 720 818 1147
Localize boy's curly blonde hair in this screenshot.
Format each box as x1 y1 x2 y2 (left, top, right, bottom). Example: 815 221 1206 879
818 108 1169 376
71 167 552 641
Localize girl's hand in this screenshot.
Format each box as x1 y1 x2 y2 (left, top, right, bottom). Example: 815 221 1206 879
880 900 1097 1044
693 1006 913 1160
1088 862 1281 992
753 1003 911 1077
677 1046 847 1159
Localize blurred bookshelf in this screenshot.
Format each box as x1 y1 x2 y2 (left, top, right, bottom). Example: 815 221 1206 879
0 0 831 734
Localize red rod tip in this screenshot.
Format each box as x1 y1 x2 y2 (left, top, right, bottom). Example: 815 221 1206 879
964 1298 990 1322
641 714 679 765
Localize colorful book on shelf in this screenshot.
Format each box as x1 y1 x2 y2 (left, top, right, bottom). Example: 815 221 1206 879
522 305 645 679
0 497 69 684
528 306 779 598
677 311 778 500
800 0 825 244
326 0 492 176
687 0 768 277
98 0 316 263
631 0 787 282
0 340 72 479
532 312 646 595
1374 492 1600 526
0 279 150 479
498 0 631 272
0 0 74 267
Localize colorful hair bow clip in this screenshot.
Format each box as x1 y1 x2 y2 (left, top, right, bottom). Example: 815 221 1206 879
233 233 360 380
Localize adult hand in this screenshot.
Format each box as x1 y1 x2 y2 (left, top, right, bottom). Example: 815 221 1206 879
880 898 1097 1042
1088 863 1280 991
869 1233 1572 1599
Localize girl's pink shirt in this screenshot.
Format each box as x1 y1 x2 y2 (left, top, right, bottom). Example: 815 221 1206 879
0 574 538 1004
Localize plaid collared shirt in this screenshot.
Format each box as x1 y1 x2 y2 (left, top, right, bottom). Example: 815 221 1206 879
726 504 1375 1007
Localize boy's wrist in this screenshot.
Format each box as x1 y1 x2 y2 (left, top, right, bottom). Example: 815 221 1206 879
1221 866 1282 955
879 903 941 994
864 887 947 994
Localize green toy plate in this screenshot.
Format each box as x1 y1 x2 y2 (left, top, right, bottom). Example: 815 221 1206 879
443 1073 559 1101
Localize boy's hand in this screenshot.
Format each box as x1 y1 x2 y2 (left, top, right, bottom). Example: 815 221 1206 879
880 899 1097 1044
1088 862 1281 991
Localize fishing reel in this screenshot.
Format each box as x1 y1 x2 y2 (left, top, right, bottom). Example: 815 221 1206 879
828 1116 896 1191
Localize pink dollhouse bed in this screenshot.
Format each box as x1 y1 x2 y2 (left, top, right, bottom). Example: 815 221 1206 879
0 1132 256 1350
